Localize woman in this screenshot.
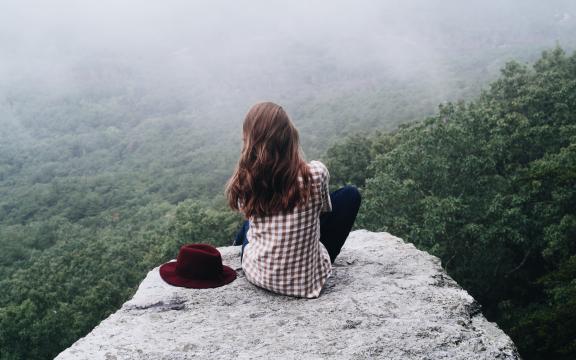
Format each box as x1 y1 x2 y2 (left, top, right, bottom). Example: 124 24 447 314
226 102 361 298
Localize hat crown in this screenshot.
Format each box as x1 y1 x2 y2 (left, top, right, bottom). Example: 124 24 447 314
175 244 224 280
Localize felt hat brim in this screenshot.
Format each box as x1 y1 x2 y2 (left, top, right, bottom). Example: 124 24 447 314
159 261 237 289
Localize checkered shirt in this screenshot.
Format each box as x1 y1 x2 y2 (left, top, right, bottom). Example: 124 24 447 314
241 160 333 298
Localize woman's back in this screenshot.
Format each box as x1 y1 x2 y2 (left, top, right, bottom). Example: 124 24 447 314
241 160 332 298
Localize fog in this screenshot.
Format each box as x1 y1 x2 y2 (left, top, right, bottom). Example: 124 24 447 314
1 0 576 130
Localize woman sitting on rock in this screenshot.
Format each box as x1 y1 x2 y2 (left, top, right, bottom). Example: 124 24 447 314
226 101 361 298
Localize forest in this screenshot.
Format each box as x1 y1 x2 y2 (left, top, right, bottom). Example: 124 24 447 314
1 47 573 360
1 2 576 359
326 47 576 359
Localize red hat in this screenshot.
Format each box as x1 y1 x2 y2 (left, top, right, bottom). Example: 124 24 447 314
159 244 236 288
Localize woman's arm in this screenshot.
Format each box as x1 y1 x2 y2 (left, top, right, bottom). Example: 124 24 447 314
313 161 332 213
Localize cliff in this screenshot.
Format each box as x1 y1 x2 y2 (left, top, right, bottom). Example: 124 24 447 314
55 230 520 359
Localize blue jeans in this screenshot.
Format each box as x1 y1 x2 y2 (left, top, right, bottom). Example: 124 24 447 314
233 186 361 264
233 220 251 263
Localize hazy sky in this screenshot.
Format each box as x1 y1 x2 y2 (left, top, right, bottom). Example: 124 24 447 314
1 0 575 113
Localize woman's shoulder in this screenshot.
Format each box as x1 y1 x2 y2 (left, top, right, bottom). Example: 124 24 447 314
308 160 329 180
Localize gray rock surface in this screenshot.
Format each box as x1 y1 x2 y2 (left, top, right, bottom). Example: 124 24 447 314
56 230 520 359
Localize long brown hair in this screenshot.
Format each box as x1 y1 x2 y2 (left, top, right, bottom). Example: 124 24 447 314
226 102 311 218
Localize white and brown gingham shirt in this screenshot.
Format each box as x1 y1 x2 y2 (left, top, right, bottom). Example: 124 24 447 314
241 160 333 298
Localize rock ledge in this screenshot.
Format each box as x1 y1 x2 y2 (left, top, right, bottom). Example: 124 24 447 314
56 230 520 359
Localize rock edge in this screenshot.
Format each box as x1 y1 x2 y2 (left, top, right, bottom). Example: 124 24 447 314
56 230 521 360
